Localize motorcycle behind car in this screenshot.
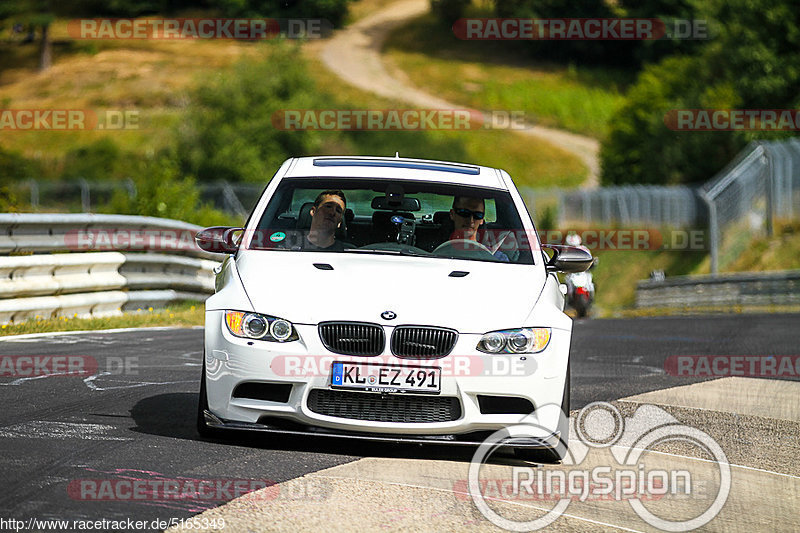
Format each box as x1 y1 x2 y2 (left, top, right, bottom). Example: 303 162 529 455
565 260 596 318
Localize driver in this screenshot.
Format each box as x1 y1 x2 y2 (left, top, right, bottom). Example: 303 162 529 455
305 190 354 251
450 196 509 261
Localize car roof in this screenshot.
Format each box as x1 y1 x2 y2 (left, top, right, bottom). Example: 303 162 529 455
281 156 509 190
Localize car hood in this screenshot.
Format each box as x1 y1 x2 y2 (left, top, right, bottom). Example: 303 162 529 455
235 250 546 333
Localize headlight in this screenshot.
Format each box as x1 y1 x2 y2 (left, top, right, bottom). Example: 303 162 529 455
225 311 298 342
477 328 551 354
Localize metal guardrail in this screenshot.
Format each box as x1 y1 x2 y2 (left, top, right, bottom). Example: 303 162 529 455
0 213 216 258
636 270 800 309
0 214 223 324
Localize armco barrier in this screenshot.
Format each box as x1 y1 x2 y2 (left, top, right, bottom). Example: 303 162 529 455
0 213 216 258
636 270 800 309
0 214 223 324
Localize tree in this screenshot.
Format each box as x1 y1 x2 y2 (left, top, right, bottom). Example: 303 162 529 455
1 0 186 71
601 0 800 185
210 0 353 27
176 40 328 183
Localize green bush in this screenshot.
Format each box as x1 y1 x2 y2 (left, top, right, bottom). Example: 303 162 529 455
600 55 745 185
430 0 471 24
537 205 557 232
176 40 327 183
61 138 123 181
211 0 353 27
0 145 41 185
601 0 800 185
103 157 235 226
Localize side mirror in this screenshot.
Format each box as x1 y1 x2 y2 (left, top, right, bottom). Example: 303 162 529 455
542 244 594 274
195 226 243 254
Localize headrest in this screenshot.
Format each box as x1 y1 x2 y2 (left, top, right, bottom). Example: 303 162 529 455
433 211 451 225
297 202 314 229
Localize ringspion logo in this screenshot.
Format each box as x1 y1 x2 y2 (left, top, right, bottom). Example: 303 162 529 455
469 402 730 531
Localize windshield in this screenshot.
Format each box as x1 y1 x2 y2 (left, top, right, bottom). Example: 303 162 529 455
248 178 535 264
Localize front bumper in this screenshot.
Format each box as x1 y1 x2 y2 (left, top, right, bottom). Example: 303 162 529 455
201 409 563 449
204 310 571 441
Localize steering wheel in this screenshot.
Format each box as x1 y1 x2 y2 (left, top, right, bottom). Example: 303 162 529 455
433 239 492 254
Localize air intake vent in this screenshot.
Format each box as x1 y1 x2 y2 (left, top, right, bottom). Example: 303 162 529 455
307 389 461 423
319 322 385 356
232 382 292 403
477 395 535 415
391 326 457 359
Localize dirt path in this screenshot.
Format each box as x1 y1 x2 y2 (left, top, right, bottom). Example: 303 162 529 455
319 0 600 187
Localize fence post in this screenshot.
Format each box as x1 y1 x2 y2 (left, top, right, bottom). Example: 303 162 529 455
701 191 718 275
27 179 39 211
760 143 773 237
125 178 137 200
79 178 91 212
220 181 247 218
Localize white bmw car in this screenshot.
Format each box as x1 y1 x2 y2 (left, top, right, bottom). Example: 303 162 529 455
195 156 592 461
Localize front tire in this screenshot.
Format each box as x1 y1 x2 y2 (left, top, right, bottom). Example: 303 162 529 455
197 357 221 438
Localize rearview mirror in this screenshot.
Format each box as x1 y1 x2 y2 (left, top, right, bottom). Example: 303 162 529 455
195 226 243 254
542 244 594 273
371 196 421 211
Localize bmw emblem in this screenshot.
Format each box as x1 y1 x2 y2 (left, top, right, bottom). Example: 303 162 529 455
381 311 397 320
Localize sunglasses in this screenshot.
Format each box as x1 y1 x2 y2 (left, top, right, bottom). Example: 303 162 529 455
453 208 485 220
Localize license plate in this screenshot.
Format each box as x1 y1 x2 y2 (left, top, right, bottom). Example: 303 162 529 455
330 362 441 394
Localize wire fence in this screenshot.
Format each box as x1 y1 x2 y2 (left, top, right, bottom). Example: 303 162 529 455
698 138 800 273
12 179 263 219
7 137 800 275
519 185 703 228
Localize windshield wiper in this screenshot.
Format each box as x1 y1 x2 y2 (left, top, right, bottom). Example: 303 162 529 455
342 248 400 254
342 248 431 257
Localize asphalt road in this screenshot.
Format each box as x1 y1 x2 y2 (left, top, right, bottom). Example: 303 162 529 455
0 315 797 531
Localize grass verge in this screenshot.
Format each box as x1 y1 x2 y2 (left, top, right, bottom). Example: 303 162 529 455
305 52 587 187
0 301 204 337
615 305 800 318
588 221 800 317
2 17 587 188
589 247 708 315
383 13 629 139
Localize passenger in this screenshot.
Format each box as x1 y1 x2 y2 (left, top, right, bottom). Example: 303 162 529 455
450 196 509 261
305 190 353 251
